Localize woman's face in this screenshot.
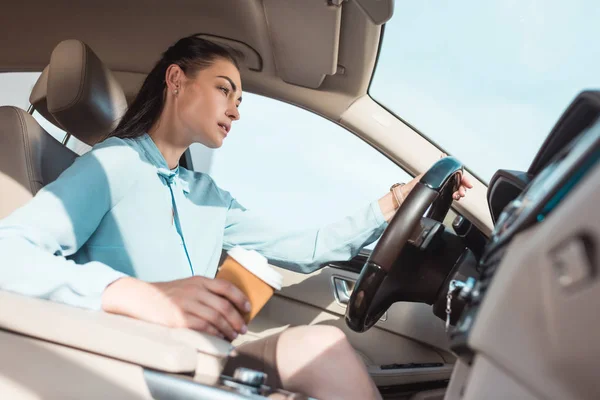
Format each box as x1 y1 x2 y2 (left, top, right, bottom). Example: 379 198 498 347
175 58 242 148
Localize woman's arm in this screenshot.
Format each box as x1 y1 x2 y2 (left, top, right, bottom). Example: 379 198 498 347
223 196 387 274
221 164 472 274
0 139 140 309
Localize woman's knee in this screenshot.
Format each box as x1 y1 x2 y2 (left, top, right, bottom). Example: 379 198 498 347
276 326 351 379
312 325 348 346
281 325 350 355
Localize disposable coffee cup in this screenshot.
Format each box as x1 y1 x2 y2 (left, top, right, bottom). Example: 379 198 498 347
216 246 283 323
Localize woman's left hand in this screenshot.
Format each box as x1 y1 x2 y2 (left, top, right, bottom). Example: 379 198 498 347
400 153 473 202
379 154 474 222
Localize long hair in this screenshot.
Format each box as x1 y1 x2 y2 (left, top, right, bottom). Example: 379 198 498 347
107 36 240 140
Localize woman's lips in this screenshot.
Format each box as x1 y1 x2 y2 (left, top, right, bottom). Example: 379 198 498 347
218 123 229 136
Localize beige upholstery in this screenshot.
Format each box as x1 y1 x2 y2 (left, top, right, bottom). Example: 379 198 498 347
263 0 341 88
47 39 127 145
0 330 153 400
1 38 127 220
0 106 76 219
0 291 232 379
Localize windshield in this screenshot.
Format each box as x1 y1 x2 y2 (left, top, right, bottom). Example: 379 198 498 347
370 2 600 181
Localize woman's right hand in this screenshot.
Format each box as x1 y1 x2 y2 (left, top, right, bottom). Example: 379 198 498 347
101 276 250 341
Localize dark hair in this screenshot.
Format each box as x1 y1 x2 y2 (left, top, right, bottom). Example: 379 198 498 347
107 35 241 140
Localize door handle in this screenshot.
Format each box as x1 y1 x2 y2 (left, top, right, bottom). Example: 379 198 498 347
333 277 353 305
332 276 387 322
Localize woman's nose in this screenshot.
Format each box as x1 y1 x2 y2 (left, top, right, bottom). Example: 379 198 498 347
227 106 240 121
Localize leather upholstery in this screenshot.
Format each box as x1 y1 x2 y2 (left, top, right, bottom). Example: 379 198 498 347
47 39 127 146
0 106 76 219
29 66 62 130
2 39 127 219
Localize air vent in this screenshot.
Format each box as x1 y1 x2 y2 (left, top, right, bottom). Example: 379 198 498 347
472 248 506 306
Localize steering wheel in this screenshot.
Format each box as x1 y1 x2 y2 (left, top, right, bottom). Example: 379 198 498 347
345 156 465 332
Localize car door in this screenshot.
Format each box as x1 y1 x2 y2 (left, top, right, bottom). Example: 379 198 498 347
189 92 458 395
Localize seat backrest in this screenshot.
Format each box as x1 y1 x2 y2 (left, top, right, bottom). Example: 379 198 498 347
1 39 127 219
0 107 77 219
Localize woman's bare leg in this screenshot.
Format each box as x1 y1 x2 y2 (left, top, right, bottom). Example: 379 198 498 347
275 325 382 400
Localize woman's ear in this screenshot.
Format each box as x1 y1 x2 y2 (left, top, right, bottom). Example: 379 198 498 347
165 64 184 94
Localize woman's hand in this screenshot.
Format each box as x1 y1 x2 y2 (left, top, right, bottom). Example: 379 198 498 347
400 171 473 202
102 276 251 341
378 154 474 222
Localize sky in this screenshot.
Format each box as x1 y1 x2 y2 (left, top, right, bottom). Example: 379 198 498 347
2 1 598 232
371 0 600 181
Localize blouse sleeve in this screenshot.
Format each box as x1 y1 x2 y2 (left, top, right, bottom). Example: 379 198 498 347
0 138 141 309
223 195 387 273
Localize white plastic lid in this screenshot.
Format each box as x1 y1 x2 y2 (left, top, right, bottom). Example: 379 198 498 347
227 247 283 291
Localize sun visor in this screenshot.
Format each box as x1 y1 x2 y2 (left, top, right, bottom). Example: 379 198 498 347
263 0 342 89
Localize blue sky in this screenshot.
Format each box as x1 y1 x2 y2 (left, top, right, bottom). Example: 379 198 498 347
371 0 600 181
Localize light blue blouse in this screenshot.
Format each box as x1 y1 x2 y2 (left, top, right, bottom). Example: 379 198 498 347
0 134 387 310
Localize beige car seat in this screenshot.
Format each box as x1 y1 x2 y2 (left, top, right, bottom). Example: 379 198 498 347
0 107 76 219
0 39 127 220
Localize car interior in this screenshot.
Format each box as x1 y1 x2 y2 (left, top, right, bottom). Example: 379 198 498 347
0 1 598 399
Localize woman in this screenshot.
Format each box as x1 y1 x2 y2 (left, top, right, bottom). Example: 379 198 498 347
0 36 471 399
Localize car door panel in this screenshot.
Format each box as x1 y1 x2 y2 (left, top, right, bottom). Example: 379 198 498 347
233 263 456 387
272 265 453 354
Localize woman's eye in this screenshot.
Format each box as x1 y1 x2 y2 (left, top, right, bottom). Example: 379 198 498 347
219 86 230 95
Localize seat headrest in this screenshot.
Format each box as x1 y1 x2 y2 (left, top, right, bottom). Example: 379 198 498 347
29 66 63 130
45 40 127 146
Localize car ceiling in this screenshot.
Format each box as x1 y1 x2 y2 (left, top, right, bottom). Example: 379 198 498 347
0 0 384 121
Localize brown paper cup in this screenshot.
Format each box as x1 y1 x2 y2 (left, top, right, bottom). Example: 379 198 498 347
216 247 282 323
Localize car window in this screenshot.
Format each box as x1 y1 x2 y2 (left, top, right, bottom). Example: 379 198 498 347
370 2 600 181
189 93 412 249
0 72 39 110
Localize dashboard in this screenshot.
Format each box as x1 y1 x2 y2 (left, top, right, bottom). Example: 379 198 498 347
490 120 599 248
444 91 600 400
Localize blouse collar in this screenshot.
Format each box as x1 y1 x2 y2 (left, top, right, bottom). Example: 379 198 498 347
136 133 190 193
